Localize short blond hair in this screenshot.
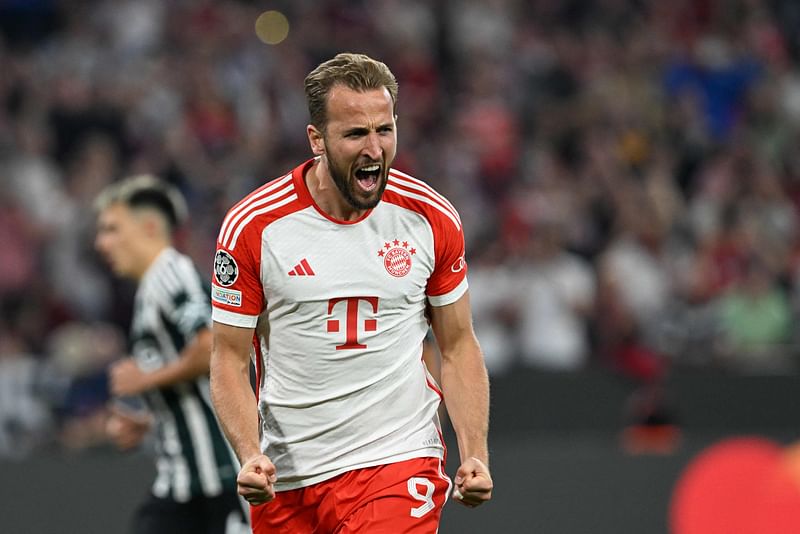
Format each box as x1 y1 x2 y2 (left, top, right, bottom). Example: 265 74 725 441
304 52 398 129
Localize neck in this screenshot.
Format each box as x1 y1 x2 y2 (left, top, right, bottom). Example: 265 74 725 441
134 242 169 280
306 159 365 222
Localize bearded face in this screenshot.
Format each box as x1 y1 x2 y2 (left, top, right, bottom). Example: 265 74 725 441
324 142 390 210
312 85 397 213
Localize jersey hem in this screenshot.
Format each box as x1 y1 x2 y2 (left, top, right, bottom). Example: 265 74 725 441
273 448 445 492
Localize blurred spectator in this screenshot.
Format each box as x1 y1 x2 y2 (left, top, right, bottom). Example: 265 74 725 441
595 181 675 381
46 321 123 450
0 334 57 460
0 195 40 301
715 255 794 373
467 243 519 375
0 320 125 459
514 220 596 371
664 34 763 141
5 117 70 231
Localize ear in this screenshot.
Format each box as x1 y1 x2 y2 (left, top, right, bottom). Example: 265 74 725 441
141 215 160 238
307 124 325 156
137 211 167 240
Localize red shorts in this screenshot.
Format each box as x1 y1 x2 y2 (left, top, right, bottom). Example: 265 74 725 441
251 457 452 534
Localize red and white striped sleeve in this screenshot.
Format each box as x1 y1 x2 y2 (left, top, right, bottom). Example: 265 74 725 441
386 169 468 307
211 172 298 327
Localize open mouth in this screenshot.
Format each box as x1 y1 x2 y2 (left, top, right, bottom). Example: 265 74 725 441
354 164 381 192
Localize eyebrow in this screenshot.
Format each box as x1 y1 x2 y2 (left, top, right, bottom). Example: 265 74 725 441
341 123 394 135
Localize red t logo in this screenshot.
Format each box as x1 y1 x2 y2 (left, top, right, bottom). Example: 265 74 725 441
327 296 379 349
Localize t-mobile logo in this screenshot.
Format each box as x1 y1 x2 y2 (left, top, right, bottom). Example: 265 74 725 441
326 296 379 349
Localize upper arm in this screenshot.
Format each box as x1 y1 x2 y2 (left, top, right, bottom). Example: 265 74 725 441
211 321 256 373
429 291 479 361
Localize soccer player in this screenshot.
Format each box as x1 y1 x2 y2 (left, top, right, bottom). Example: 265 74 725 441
94 175 248 534
210 52 493 533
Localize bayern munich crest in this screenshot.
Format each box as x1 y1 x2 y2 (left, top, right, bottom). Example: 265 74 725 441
214 250 239 287
378 238 416 277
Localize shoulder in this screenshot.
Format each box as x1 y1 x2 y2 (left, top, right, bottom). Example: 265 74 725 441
217 166 308 251
383 168 462 233
142 249 200 296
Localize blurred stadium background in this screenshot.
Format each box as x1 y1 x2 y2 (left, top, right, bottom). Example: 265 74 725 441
3 0 800 532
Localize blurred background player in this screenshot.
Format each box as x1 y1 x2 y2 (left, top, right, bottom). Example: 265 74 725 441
209 53 493 533
94 175 248 534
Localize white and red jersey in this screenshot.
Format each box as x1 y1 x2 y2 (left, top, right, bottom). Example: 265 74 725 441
211 159 468 491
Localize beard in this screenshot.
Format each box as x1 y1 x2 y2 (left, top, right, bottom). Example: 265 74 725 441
326 152 390 211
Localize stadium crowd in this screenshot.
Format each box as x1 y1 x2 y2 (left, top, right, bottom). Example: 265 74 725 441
2 0 800 457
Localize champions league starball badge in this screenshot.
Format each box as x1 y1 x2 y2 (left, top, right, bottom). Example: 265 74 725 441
214 250 239 286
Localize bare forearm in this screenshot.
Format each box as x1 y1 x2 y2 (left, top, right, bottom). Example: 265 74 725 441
441 344 490 465
146 347 209 390
146 329 212 390
210 355 261 463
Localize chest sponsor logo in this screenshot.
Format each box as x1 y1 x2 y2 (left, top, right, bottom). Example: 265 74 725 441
212 285 242 307
327 296 379 349
214 250 239 287
377 238 416 278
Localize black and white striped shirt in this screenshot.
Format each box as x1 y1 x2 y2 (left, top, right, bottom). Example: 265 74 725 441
130 247 237 502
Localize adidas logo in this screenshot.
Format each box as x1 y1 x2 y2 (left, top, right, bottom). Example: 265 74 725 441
288 258 315 276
